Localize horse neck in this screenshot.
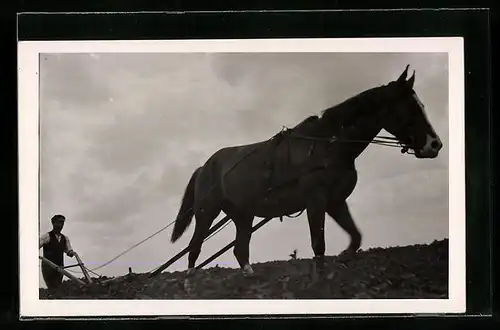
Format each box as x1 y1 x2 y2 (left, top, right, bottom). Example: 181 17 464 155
341 120 384 160
329 104 387 161
310 85 393 160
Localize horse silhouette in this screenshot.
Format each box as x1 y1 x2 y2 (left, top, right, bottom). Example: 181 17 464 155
170 65 443 277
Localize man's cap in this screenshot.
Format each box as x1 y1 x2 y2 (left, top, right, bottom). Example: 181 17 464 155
51 214 66 223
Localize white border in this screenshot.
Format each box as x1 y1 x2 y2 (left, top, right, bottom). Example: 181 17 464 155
18 37 466 317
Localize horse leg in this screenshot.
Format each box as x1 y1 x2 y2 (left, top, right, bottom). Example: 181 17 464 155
221 201 255 276
186 207 219 275
233 215 255 276
327 199 362 257
306 192 327 276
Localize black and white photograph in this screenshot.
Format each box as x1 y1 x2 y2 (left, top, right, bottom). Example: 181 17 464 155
18 38 466 317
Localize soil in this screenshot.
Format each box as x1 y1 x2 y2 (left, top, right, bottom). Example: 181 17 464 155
39 239 448 300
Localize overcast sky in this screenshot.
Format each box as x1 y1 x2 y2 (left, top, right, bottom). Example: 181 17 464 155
38 52 449 287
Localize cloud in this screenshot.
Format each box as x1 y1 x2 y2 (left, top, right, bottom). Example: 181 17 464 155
40 54 112 107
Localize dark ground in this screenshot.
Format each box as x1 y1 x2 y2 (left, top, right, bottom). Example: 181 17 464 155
40 239 448 300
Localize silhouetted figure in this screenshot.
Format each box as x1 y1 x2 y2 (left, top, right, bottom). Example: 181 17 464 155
39 214 75 291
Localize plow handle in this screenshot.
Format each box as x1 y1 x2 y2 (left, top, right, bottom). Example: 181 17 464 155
39 256 86 286
74 252 93 284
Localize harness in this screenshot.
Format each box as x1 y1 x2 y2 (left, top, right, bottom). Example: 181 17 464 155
201 112 413 224
267 124 411 182
262 124 413 223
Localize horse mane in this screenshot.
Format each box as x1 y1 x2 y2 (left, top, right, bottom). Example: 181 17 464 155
319 85 388 130
296 115 320 128
287 83 391 138
289 115 322 135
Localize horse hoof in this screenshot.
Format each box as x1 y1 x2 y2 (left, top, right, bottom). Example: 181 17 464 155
242 264 254 277
342 248 358 256
186 268 196 277
338 249 358 264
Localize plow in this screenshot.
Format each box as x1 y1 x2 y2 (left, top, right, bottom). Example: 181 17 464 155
40 215 276 287
39 251 93 286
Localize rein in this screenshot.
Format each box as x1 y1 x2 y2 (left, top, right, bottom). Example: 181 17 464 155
278 126 414 154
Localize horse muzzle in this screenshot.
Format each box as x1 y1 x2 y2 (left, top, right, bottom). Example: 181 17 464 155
414 134 443 159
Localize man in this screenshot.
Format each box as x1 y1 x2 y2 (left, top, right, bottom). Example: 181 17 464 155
39 214 75 291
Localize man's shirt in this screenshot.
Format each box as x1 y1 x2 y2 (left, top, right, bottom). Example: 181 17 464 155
39 232 73 254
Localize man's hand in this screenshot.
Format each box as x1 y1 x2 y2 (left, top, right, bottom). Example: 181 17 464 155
67 250 75 257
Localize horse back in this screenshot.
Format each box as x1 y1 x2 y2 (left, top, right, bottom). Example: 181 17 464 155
205 133 320 207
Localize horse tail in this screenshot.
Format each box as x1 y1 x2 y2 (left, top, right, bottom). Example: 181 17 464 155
171 167 201 243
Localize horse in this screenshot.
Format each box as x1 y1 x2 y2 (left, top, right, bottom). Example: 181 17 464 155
169 65 443 278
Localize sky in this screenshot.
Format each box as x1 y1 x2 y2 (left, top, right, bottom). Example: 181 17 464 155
38 52 449 287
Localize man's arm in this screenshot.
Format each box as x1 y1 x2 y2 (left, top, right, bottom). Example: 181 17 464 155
39 233 49 249
65 236 75 257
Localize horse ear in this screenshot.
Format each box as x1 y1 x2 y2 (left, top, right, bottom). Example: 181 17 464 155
397 64 410 83
406 70 415 88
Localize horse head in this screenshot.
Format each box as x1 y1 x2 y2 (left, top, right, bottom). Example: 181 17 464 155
382 65 443 159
